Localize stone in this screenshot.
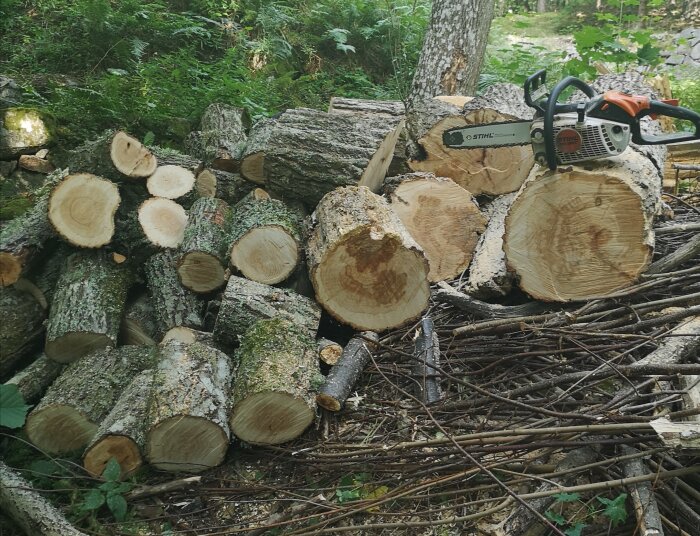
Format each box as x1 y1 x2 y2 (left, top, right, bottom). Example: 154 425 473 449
0 108 51 159
665 54 686 66
0 76 21 107
691 42 700 61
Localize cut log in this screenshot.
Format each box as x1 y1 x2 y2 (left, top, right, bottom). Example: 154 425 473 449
385 172 486 282
119 291 161 346
265 108 404 206
144 249 205 334
162 326 221 350
146 340 232 472
0 285 45 378
146 165 196 200
83 369 154 479
318 338 343 366
503 149 662 301
48 173 120 248
4 354 64 404
408 84 535 195
230 318 320 445
307 186 429 331
316 332 379 411
213 275 321 349
196 168 255 205
0 461 87 536
25 345 155 454
177 197 232 293
44 251 132 363
0 169 65 286
413 317 441 405
190 103 248 171
111 131 158 178
240 118 276 184
138 197 188 248
18 154 54 174
229 194 304 285
466 192 517 298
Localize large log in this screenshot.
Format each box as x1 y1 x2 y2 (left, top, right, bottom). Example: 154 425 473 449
45 251 132 363
146 340 232 472
144 250 205 335
187 103 248 171
25 345 155 454
230 318 320 445
384 172 486 282
213 275 321 349
503 148 662 301
408 84 535 195
264 108 404 207
307 186 429 331
83 369 154 479
177 197 232 293
0 285 45 378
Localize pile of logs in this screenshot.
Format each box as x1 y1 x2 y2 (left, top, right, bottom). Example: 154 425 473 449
0 72 686 491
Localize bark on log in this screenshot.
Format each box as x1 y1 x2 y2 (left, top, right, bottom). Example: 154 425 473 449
144 249 205 335
138 197 188 249
213 275 321 349
620 446 664 536
0 285 45 378
229 194 304 285
44 251 132 363
433 281 548 319
230 318 320 445
48 173 120 247
632 316 700 369
240 118 276 184
0 461 87 536
196 168 254 206
177 197 231 293
408 84 535 195
503 149 662 302
83 369 154 479
25 346 155 454
316 332 379 411
161 326 222 351
4 354 64 404
146 340 232 472
385 172 486 282
318 338 343 366
264 108 404 207
413 317 441 405
307 186 429 331
190 103 248 171
119 291 160 346
0 169 66 286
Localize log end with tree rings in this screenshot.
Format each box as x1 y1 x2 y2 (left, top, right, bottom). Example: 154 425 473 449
48 173 120 248
25 405 98 454
110 131 157 178
146 165 196 199
44 332 113 364
177 251 226 293
504 165 655 302
138 197 188 248
230 225 300 284
83 435 142 479
0 253 22 288
240 151 265 184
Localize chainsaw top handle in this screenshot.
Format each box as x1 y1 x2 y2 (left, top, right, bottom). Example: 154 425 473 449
543 76 597 170
631 98 700 145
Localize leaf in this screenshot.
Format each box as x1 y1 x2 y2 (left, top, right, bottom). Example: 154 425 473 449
545 510 567 525
574 26 609 49
0 384 32 429
598 493 628 526
553 492 581 503
82 489 105 511
335 488 361 503
565 523 586 536
30 459 64 477
102 458 122 482
106 493 128 521
143 131 155 146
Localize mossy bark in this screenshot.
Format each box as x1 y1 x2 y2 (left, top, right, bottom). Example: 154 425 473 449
146 340 232 472
198 169 255 206
4 354 64 404
119 291 161 346
45 251 133 363
240 118 276 184
213 275 321 349
144 250 205 335
230 318 321 445
190 103 248 171
0 286 45 378
25 345 155 454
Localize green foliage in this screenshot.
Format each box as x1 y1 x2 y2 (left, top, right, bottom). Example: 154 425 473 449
597 492 628 526
545 490 629 534
0 384 32 428
79 458 132 522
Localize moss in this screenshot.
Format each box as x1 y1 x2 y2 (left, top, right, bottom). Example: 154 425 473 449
1 108 52 146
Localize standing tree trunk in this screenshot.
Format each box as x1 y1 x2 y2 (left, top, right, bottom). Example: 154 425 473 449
537 0 547 13
407 0 495 110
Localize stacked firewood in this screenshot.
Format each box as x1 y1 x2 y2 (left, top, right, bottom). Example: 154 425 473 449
0 72 682 486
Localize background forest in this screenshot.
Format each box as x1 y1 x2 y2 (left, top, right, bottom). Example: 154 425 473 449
0 0 698 151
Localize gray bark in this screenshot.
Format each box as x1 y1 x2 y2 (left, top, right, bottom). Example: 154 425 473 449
0 285 45 378
119 291 161 346
188 103 248 171
4 354 64 404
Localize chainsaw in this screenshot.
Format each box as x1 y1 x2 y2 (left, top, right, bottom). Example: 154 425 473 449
442 70 700 170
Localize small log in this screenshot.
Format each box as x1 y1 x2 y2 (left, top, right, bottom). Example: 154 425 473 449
413 317 441 405
144 250 206 335
25 346 155 454
230 318 320 445
385 172 486 282
146 340 232 472
264 108 404 206
307 186 429 331
631 316 700 369
192 103 248 171
620 446 664 536
146 165 196 201
318 338 343 366
213 275 321 349
240 118 276 184
196 168 254 206
119 291 160 346
25 242 73 307
83 369 154 479
48 173 120 248
316 331 379 411
177 197 232 293
0 285 45 378
138 197 188 249
647 233 700 275
229 194 304 285
18 154 54 174
0 169 65 286
0 461 87 536
4 354 64 404
45 251 132 363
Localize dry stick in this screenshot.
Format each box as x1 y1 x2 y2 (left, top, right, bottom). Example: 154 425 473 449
659 515 693 536
127 476 202 501
413 316 442 404
434 281 550 319
620 446 664 536
646 232 700 275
